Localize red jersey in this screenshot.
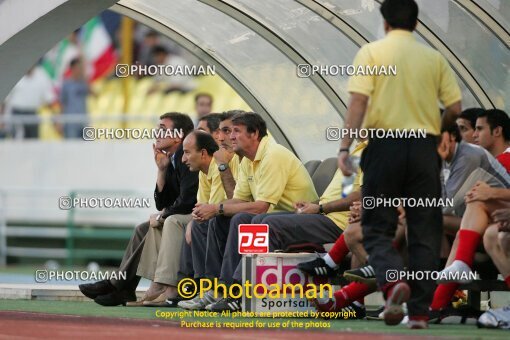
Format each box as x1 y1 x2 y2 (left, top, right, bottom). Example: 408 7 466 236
497 148 510 173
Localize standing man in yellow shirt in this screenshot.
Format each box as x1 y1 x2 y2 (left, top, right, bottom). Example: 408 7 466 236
192 112 318 311
338 0 462 329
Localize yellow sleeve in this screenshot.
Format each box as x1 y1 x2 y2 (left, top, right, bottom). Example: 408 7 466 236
233 162 253 201
253 157 289 205
229 154 240 181
347 45 375 97
208 166 227 204
438 54 462 107
197 172 211 204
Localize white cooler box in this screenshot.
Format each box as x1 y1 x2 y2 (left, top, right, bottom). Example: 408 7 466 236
242 253 334 314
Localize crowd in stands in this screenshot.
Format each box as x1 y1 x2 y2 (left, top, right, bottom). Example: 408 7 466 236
0 17 218 140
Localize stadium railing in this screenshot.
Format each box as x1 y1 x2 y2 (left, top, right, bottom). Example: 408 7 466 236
64 189 148 266
0 188 148 266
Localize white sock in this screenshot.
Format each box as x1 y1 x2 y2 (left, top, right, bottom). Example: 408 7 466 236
448 260 470 272
323 254 338 269
316 291 334 305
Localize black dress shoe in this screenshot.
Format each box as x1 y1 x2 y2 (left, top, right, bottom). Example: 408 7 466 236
94 290 137 306
79 280 115 299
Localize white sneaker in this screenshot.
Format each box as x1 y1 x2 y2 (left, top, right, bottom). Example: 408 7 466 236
177 295 202 309
436 260 474 284
178 291 218 310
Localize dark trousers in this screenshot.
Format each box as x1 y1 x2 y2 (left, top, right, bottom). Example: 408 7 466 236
179 220 209 279
219 213 266 283
206 212 287 282
220 212 341 283
361 137 442 317
178 223 195 281
110 220 149 292
204 215 233 279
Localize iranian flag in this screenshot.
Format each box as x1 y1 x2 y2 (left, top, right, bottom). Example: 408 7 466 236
81 17 117 81
41 38 80 88
42 17 116 86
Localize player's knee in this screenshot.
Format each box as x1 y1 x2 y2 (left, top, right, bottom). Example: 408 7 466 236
483 224 499 253
497 232 510 254
344 223 362 248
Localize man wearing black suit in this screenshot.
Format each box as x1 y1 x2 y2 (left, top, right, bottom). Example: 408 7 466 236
79 112 198 306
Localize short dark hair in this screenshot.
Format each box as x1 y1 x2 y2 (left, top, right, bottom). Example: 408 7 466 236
70 57 81 68
441 124 462 143
231 112 267 140
159 112 194 138
478 109 510 141
459 108 485 129
380 0 419 31
190 130 219 156
199 113 222 132
151 45 168 56
194 93 213 104
221 110 245 122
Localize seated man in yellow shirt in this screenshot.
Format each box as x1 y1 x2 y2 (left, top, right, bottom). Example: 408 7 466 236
132 130 217 307
207 142 366 313
191 112 319 311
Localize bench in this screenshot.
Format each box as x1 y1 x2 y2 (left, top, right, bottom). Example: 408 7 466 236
304 159 509 310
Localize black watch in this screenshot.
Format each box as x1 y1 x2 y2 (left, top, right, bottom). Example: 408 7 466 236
339 148 350 154
319 204 325 214
218 163 229 172
218 203 224 216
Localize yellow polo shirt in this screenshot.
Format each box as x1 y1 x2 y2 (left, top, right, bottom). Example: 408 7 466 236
347 30 461 136
319 141 367 229
233 136 318 212
197 155 241 204
228 154 240 181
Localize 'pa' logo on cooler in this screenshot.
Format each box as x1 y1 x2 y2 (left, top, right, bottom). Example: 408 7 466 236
238 224 269 254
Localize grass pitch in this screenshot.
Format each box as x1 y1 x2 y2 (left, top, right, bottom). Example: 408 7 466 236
0 300 508 338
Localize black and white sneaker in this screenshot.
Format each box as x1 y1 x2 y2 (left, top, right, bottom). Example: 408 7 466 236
430 305 483 324
205 296 242 312
297 257 337 277
366 305 385 320
340 302 366 320
343 265 377 288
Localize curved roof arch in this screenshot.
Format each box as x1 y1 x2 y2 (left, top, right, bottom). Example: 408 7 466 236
202 0 348 114
0 0 508 161
118 0 344 161
112 3 296 153
455 0 510 47
307 0 489 109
